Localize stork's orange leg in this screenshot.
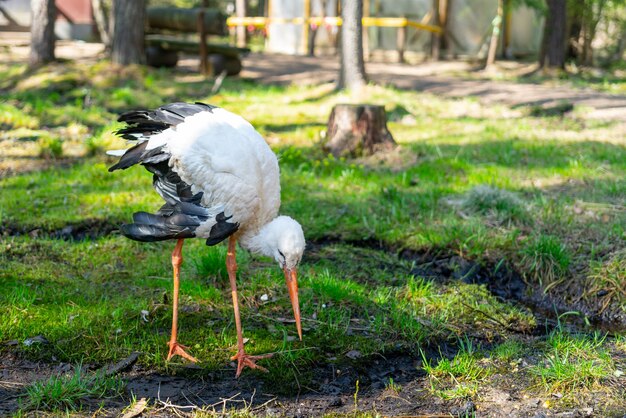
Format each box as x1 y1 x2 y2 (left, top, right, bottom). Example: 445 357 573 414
167 239 198 363
226 236 272 377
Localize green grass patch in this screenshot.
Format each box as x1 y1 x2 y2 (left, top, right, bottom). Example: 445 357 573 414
520 234 571 288
585 248 626 310
531 330 614 394
24 366 124 412
422 338 492 400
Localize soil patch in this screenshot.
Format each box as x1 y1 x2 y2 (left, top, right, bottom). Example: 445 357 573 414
0 350 592 417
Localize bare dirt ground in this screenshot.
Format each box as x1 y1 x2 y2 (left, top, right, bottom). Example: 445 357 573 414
3 32 626 122
1 352 581 418
238 53 626 122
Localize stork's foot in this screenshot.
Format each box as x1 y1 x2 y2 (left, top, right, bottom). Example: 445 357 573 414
230 350 273 378
167 341 198 363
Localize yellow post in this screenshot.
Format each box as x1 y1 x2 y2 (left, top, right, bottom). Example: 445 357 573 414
235 0 246 48
396 20 406 63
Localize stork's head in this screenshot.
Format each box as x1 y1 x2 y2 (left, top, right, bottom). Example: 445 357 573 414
252 216 305 339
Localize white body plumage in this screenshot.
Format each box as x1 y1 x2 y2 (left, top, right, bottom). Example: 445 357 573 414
112 106 305 268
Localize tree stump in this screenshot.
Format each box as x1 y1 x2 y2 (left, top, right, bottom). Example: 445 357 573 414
324 104 396 158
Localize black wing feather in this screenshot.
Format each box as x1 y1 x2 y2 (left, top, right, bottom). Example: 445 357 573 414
120 223 195 242
206 213 239 246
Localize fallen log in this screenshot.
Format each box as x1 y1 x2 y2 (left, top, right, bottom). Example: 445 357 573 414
147 7 227 35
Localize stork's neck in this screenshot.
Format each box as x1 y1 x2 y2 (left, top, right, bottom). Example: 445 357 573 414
240 219 278 258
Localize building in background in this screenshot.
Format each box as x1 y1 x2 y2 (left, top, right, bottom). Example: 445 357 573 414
0 0 543 59
0 0 95 40
265 0 543 61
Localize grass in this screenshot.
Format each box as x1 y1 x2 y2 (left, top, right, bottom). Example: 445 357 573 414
24 366 124 411
456 185 529 225
37 135 64 159
422 338 492 400
0 59 625 415
531 330 615 395
585 248 626 312
520 234 572 288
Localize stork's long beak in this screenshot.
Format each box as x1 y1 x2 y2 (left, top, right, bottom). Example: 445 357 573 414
283 267 302 340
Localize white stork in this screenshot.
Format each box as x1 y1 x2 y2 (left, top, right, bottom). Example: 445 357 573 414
108 102 305 377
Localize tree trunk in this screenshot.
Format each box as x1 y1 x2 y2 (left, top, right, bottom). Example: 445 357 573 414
324 104 395 158
540 0 567 70
29 0 56 66
580 0 606 66
612 22 626 62
485 0 503 69
501 0 512 59
111 0 146 65
337 0 367 90
567 3 582 62
430 0 440 60
92 0 111 50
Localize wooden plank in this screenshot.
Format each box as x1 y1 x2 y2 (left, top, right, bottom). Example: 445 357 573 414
0 5 21 26
145 35 250 57
0 24 29 32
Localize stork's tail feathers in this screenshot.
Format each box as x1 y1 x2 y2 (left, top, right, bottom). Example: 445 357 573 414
120 208 239 245
205 213 239 246
120 211 198 242
120 223 195 242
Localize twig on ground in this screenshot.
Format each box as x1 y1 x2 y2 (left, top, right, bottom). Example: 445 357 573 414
250 396 278 413
207 391 242 410
0 380 25 387
103 352 140 377
459 301 525 333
